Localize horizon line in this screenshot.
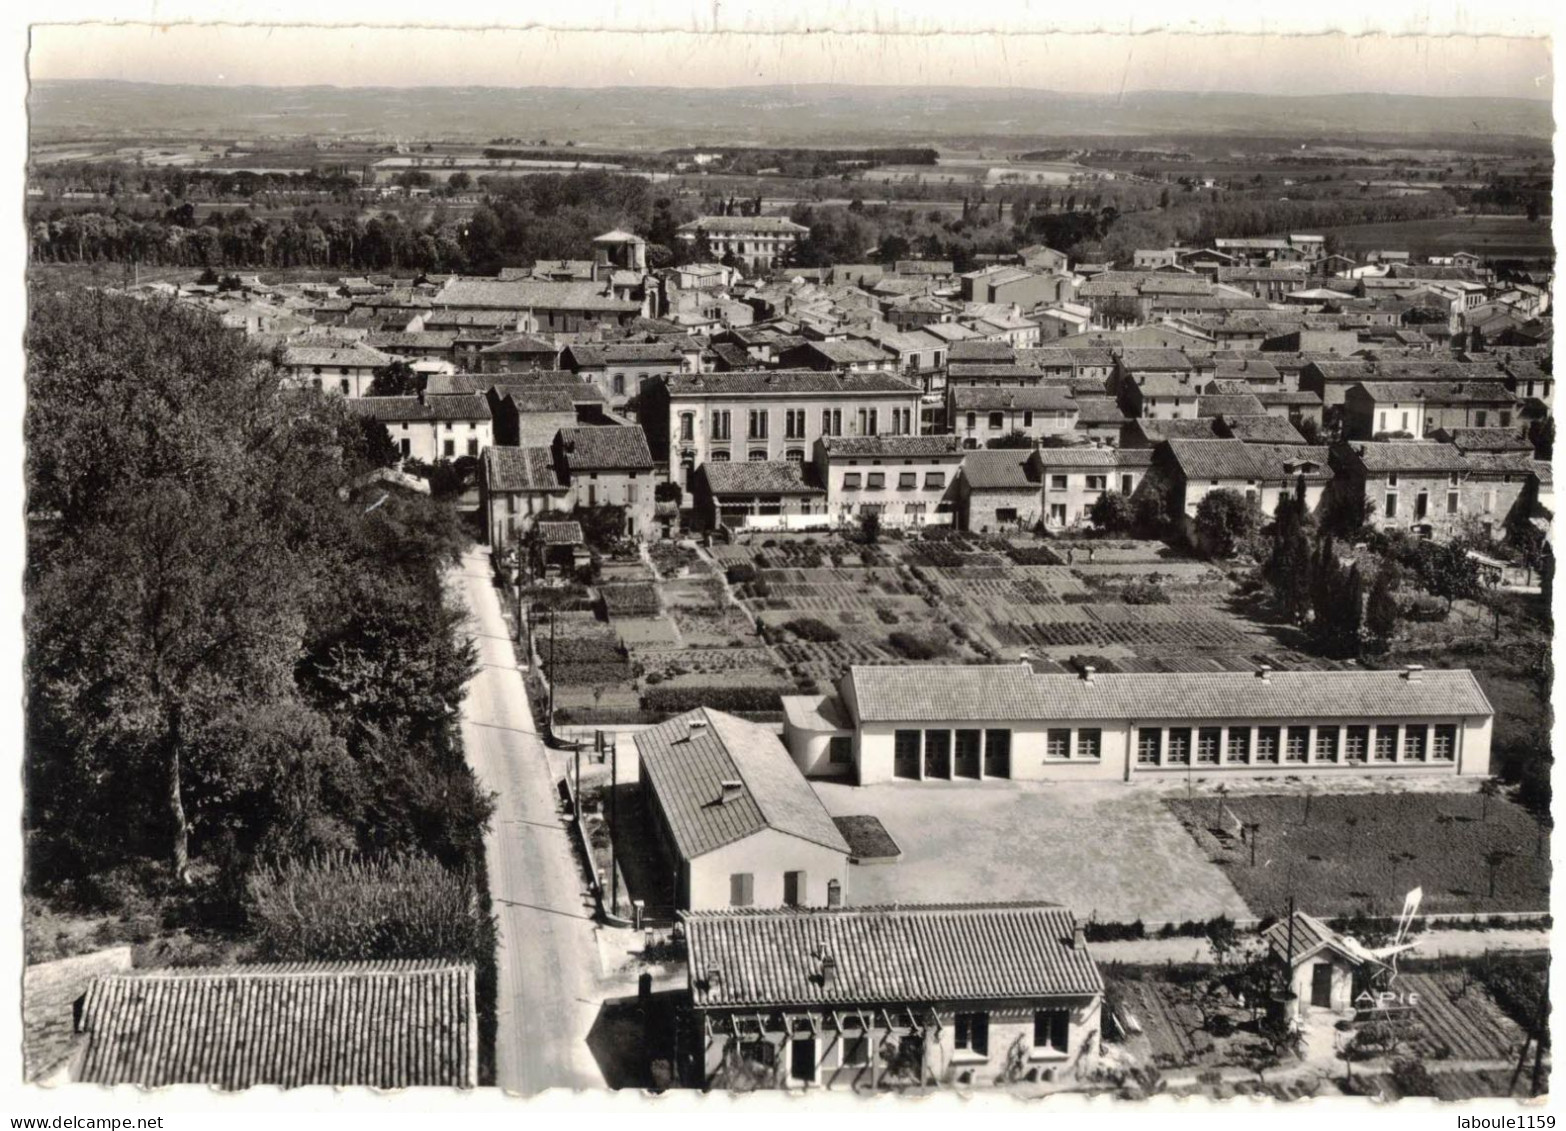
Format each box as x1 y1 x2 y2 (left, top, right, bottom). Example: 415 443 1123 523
28 77 1556 103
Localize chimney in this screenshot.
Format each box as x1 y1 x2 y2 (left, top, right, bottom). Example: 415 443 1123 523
1081 665 1096 684
718 779 744 804
1403 664 1424 682
1257 664 1273 681
820 952 837 986
706 965 723 988
1072 922 1087 950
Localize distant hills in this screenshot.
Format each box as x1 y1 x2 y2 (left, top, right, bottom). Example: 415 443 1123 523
28 81 1555 149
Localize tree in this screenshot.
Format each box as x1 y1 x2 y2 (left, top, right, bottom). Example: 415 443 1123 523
1193 489 1261 559
1089 491 1136 534
985 430 1036 450
368 360 422 397
1479 778 1500 822
1296 416 1324 445
859 509 881 545
447 172 472 193
1264 483 1314 623
1420 541 1480 610
1365 567 1400 649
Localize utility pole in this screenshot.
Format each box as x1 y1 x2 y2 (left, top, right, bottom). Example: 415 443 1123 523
609 733 620 916
547 609 557 728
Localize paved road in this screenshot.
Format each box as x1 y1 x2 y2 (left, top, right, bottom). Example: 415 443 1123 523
453 548 605 1094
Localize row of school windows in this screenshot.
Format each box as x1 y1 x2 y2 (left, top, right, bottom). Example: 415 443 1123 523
1133 723 1457 767
690 407 914 442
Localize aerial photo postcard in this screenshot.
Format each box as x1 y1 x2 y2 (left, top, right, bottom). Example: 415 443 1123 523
13 3 1558 1118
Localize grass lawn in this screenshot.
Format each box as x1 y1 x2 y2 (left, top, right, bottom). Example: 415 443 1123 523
1167 791 1550 920
811 781 1250 924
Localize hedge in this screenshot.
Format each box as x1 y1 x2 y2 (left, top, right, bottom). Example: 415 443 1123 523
641 684 788 714
783 617 841 643
725 564 757 585
537 637 625 665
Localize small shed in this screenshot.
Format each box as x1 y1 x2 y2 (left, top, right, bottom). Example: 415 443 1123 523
533 519 589 576
1262 911 1383 1018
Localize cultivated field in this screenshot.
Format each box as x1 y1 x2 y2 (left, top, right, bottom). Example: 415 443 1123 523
1319 215 1553 259
1167 791 1551 919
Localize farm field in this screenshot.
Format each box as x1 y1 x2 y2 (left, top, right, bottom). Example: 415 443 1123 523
1167 791 1551 920
1316 214 1552 259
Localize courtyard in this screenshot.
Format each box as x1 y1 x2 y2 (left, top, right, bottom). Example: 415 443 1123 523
810 778 1252 925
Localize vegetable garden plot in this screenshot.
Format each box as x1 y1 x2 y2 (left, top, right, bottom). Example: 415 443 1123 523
1391 972 1527 1062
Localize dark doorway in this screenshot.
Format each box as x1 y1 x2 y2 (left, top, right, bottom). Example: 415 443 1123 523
923 729 952 779
894 730 921 779
984 730 1012 778
1311 963 1334 1009
790 1038 816 1085
783 870 805 908
954 729 982 779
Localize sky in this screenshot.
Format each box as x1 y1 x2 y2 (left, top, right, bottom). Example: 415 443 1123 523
26 18 1556 101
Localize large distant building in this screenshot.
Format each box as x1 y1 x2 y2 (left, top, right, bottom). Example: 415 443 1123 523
676 216 811 273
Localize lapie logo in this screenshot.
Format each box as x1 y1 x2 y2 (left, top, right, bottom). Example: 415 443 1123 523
1355 988 1420 1011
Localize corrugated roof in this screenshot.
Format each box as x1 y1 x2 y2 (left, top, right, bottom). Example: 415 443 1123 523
77 962 477 1089
635 708 850 861
846 663 1492 724
684 903 1102 1009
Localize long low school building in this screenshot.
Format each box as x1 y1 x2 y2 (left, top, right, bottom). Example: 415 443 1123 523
782 663 1493 784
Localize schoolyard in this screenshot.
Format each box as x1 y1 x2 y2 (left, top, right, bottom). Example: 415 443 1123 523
810 779 1252 925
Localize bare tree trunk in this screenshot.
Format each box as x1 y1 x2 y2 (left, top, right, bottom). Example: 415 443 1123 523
168 703 191 885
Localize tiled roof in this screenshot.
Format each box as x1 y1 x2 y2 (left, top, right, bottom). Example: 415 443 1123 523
678 216 811 234
635 708 849 861
1460 450 1537 476
479 333 558 355
700 460 824 495
665 371 919 398
1038 447 1155 469
1197 394 1268 418
282 342 396 368
556 426 654 472
820 435 964 459
483 445 563 492
951 386 1076 412
1135 373 1199 398
1167 439 1330 481
494 375 605 404
1436 428 1535 453
536 520 584 545
565 342 687 367
1352 380 1515 405
1338 441 1471 474
1262 912 1373 967
948 363 1044 381
1117 349 1196 372
948 340 1018 363
1258 390 1324 407
960 450 1039 489
76 961 477 1089
24 946 134 1081
1217 415 1308 445
1072 397 1129 424
792 340 890 365
845 663 1492 724
365 331 460 350
684 903 1101 1010
501 388 579 414
1126 418 1221 442
348 394 492 423
435 278 641 312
